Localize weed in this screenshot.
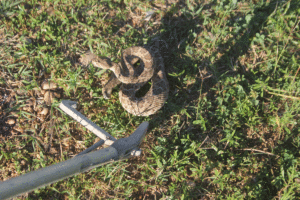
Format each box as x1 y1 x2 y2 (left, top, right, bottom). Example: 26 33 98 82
0 0 299 199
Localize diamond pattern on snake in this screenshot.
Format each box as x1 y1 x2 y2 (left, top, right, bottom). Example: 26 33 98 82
79 44 169 116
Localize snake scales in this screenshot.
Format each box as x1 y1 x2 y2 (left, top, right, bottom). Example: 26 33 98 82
80 43 169 116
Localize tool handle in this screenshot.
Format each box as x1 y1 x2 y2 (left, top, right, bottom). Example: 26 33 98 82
0 147 118 200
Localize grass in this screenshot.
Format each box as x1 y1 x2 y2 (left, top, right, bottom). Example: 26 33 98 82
0 0 299 199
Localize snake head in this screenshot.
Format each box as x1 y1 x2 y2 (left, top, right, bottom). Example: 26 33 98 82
102 88 112 99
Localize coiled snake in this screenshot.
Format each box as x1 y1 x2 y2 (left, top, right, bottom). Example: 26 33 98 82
80 43 169 116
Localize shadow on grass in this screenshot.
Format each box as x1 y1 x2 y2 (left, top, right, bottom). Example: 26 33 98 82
151 0 298 124
132 0 299 199
22 0 298 198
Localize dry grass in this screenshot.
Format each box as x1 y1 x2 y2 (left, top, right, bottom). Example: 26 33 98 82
0 0 300 199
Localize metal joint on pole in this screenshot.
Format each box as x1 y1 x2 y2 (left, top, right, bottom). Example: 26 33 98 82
0 100 149 200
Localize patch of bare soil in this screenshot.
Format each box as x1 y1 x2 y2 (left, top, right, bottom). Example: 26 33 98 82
0 88 17 137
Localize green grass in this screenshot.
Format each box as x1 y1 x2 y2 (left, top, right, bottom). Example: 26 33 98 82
0 0 300 199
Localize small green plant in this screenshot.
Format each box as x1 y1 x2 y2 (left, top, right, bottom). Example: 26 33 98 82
0 0 23 18
0 0 299 199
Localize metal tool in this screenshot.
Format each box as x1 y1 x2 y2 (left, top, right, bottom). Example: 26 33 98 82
0 100 149 200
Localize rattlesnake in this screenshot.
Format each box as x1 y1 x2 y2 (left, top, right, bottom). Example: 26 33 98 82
79 43 169 116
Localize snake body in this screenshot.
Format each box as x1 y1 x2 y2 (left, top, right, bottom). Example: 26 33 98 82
80 44 169 116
